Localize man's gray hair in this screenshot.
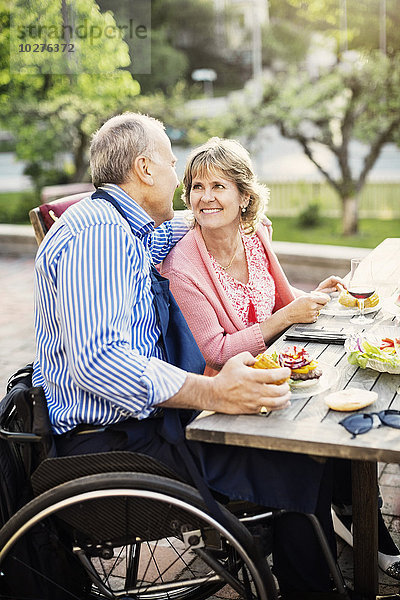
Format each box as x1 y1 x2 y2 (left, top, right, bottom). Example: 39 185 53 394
90 112 165 188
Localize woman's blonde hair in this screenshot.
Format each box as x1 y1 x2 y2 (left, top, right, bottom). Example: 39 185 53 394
182 137 269 234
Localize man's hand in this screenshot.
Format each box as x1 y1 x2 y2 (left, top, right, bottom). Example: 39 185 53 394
163 352 291 414
212 352 291 414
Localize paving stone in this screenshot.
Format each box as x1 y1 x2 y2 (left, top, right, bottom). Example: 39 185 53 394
0 257 35 392
381 472 400 487
384 464 400 475
380 485 400 517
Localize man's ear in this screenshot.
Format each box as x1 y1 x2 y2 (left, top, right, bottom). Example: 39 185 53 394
134 155 154 185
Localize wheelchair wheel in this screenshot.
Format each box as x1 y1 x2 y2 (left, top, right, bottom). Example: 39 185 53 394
0 472 278 600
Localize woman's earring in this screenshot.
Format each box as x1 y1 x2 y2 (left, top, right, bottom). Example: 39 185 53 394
241 207 246 213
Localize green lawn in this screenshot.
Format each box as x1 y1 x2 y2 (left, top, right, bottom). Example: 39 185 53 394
0 190 39 224
0 190 398 250
269 216 399 249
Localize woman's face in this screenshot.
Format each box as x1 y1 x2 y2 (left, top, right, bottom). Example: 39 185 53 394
189 169 248 231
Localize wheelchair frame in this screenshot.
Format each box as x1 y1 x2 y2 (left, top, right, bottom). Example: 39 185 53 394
0 377 279 600
0 371 348 600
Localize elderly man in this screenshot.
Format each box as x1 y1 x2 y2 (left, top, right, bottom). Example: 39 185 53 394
32 113 345 600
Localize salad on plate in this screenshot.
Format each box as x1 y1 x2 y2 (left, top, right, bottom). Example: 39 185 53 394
345 334 400 374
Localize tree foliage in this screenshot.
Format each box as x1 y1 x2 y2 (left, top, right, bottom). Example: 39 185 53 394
271 0 400 57
1 0 191 191
97 0 250 93
266 55 399 181
261 19 310 68
1 0 141 188
224 51 400 235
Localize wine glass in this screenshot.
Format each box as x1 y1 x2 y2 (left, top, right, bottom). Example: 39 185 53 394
348 258 375 324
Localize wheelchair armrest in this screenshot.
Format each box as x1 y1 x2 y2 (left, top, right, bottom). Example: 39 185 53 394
0 385 56 473
0 426 42 443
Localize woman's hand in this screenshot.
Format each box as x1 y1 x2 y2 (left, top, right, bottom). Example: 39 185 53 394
313 276 345 295
282 293 330 325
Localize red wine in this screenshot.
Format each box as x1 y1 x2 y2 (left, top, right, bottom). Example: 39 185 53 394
348 288 375 300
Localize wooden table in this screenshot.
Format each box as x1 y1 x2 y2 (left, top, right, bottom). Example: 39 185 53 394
186 239 400 600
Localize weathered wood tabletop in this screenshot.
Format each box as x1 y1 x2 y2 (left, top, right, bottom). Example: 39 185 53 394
186 238 400 600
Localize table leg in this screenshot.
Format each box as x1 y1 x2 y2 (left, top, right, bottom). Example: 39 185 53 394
351 460 378 600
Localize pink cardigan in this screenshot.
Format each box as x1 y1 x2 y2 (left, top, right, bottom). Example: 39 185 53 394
161 221 297 376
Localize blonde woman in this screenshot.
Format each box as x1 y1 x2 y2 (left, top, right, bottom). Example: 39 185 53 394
161 137 341 376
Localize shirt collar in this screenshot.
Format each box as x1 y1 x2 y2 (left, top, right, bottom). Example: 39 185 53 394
99 184 155 238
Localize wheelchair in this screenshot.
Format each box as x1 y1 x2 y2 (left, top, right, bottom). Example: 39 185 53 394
0 369 347 600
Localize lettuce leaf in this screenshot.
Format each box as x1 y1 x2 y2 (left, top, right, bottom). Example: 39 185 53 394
347 337 400 369
348 351 369 369
362 340 384 359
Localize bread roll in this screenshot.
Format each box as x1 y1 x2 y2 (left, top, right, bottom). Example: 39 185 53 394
338 289 357 308
364 292 379 308
325 388 377 411
338 289 379 309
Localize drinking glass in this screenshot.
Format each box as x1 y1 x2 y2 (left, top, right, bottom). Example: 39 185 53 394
348 258 375 324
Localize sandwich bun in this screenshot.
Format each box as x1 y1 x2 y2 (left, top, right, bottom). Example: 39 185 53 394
289 375 321 389
251 352 290 385
325 388 377 411
338 289 379 309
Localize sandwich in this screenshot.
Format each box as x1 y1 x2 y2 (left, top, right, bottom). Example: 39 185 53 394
252 346 322 389
338 288 379 309
251 352 290 384
276 346 322 389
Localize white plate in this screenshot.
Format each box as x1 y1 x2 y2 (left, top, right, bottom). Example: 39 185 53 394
289 362 339 399
320 297 382 317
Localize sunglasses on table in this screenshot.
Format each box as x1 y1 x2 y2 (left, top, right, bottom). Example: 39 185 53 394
339 410 400 438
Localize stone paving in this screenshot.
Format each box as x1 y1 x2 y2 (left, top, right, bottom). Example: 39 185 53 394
0 256 35 393
0 256 399 597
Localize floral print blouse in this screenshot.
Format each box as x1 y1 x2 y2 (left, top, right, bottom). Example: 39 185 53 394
209 231 276 327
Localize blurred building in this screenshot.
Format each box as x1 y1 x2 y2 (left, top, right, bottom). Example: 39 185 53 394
213 0 268 80
214 0 268 28
214 0 268 51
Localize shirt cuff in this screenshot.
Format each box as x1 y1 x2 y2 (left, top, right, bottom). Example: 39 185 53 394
140 357 188 409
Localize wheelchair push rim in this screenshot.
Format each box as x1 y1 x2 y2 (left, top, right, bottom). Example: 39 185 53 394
0 472 276 600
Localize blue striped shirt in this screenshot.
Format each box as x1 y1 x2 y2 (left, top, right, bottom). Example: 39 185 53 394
32 184 189 435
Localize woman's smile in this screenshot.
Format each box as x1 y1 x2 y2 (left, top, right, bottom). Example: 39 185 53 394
201 207 223 214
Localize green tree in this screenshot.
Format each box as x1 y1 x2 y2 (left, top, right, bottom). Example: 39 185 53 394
271 0 400 57
97 0 248 94
261 19 310 68
190 0 400 237
1 0 142 190
221 51 400 236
